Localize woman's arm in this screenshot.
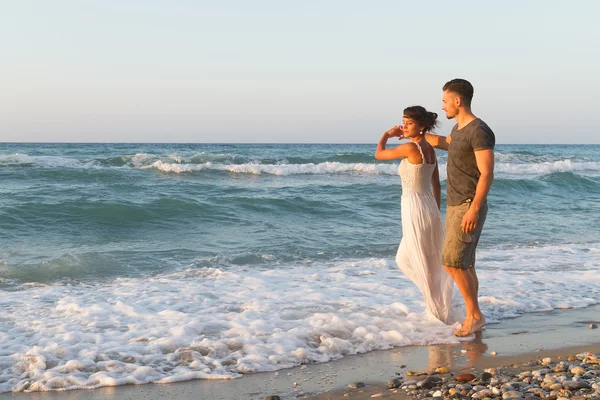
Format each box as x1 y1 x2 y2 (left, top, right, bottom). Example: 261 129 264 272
432 161 441 210
375 127 412 160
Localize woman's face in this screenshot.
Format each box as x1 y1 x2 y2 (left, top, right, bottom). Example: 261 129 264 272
402 117 422 138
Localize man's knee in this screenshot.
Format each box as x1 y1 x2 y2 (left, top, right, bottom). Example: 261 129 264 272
444 264 467 278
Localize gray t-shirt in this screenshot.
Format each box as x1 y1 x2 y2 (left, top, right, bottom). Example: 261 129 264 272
446 118 495 206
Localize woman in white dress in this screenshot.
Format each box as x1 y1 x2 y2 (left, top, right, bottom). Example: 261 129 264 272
375 106 453 323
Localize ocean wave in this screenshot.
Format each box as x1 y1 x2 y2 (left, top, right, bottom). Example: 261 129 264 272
3 152 600 179
494 151 567 164
0 247 598 392
141 160 400 176
0 198 236 234
141 159 600 179
0 154 88 169
493 171 600 191
495 160 600 175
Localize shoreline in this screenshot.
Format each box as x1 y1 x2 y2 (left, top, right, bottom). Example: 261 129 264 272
1 305 598 400
308 343 600 400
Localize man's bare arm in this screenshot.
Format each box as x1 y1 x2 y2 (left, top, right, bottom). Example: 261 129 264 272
424 133 451 151
461 149 494 232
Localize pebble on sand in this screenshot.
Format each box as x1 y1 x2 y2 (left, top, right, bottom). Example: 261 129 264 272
456 373 477 382
480 371 493 381
420 376 443 388
348 382 366 389
390 351 599 400
387 378 403 389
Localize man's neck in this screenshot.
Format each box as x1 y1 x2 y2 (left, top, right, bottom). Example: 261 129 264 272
455 108 477 129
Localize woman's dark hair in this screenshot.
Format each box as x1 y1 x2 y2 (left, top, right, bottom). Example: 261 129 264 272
403 106 438 133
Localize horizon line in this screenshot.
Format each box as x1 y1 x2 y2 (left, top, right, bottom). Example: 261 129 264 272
1 142 598 146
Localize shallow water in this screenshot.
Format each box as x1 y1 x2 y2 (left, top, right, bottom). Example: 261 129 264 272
1 143 599 392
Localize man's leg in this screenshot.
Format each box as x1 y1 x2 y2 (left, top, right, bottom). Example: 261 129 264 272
444 265 485 336
469 266 479 297
468 204 487 303
442 203 488 336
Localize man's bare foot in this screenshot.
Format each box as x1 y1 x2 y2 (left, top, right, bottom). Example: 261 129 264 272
455 317 486 337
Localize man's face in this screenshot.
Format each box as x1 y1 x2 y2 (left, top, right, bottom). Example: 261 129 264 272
442 90 459 119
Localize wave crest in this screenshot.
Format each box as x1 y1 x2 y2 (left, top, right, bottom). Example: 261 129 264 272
142 161 399 176
2 152 600 179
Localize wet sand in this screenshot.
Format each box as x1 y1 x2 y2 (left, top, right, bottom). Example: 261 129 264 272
1 305 598 400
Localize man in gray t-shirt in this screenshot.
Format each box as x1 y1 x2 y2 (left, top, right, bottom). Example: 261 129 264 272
446 119 495 206
425 79 495 337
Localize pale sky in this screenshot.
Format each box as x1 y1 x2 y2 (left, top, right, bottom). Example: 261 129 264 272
1 1 599 143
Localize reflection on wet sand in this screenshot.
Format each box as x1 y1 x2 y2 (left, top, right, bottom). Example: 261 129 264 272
426 333 489 372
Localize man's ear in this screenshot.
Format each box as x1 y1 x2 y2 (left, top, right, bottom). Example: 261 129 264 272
454 95 462 107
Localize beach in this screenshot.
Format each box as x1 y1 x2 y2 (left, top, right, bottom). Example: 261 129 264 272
0 305 598 400
3 0 600 396
3 1 599 397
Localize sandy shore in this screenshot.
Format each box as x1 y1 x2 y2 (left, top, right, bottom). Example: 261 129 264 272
1 305 598 400
307 343 600 400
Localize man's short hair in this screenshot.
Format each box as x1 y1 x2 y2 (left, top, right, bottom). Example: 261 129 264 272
443 79 474 107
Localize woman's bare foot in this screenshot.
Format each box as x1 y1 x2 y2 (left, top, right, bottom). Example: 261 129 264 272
454 316 486 337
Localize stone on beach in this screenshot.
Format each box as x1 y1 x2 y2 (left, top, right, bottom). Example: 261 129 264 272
387 378 402 389
502 390 523 399
564 380 591 390
393 351 599 400
456 373 477 382
570 366 586 374
480 371 493 381
348 381 366 389
420 376 443 388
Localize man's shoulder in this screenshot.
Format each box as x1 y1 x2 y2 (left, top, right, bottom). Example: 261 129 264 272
468 119 494 135
468 119 495 150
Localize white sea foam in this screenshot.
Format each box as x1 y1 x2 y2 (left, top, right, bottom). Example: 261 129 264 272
1 243 599 392
495 160 600 176
142 161 400 176
140 159 600 179
0 154 86 169
130 153 157 167
2 152 600 179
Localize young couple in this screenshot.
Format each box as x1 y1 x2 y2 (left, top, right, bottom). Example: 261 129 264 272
375 79 495 337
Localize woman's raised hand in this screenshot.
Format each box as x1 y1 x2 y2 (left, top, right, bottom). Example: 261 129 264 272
385 126 405 140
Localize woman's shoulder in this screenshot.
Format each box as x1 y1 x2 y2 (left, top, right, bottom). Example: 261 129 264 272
417 140 437 163
400 142 421 153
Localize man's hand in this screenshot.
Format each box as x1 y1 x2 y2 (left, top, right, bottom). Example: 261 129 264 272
461 207 479 233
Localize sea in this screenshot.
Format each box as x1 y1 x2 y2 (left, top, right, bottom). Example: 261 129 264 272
1 143 599 392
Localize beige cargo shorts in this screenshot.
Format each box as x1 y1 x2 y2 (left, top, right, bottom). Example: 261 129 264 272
442 201 488 269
